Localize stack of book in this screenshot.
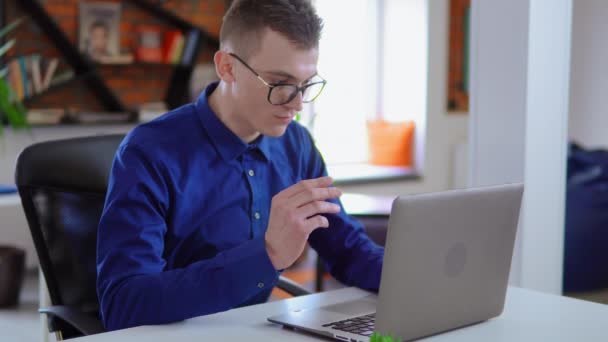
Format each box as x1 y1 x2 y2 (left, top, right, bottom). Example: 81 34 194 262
135 25 164 63
26 108 65 125
162 30 185 64
3 55 73 101
135 26 189 65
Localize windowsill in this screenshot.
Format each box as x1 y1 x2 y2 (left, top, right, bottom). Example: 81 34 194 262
328 163 420 185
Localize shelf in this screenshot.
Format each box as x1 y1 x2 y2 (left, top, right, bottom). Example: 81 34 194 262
18 0 219 113
23 72 94 105
95 62 177 67
19 0 126 112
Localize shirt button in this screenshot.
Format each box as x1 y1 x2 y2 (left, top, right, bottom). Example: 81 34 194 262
248 169 255 177
257 282 265 288
254 212 261 220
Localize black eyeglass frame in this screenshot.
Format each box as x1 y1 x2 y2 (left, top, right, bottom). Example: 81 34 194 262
229 52 327 106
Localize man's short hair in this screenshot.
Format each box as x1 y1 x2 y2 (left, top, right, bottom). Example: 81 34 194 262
90 20 108 33
220 0 323 58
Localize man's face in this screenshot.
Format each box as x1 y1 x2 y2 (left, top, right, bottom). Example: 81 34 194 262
231 29 319 138
90 26 108 55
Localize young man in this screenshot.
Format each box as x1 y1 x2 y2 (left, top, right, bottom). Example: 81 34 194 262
97 0 384 331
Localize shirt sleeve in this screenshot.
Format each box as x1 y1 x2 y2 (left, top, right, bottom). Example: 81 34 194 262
299 129 385 291
96 142 278 331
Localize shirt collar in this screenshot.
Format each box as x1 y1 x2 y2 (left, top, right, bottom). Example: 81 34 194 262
196 82 271 162
255 134 272 161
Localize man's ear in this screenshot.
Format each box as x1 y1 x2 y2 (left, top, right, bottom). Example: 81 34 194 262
214 50 236 82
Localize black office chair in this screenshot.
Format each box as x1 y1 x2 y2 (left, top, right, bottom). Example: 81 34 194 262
15 134 310 340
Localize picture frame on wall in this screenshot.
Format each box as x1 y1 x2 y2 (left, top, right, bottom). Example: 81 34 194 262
447 0 471 113
78 2 121 62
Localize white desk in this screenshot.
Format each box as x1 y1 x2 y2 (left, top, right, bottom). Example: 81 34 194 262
70 286 608 341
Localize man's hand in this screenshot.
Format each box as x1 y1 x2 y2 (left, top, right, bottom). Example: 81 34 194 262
265 176 342 270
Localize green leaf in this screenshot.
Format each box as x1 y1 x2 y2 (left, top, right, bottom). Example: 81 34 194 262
370 332 400 342
0 17 27 137
0 77 28 136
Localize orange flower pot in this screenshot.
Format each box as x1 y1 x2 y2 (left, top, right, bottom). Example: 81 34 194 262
367 120 415 167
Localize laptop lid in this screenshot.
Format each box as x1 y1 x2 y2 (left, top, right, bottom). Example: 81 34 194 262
267 184 523 342
375 183 523 340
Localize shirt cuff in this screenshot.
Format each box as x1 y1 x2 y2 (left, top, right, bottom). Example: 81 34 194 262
222 237 279 291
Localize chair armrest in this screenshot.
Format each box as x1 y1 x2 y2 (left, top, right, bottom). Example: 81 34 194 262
277 275 311 297
39 306 106 336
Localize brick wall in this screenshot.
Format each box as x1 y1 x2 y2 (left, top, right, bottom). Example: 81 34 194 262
5 0 226 112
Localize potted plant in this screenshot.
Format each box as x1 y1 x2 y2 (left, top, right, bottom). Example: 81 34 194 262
370 332 400 342
0 18 28 137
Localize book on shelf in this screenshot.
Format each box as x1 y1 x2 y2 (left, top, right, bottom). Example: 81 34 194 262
41 58 59 89
95 53 134 65
7 58 23 100
136 25 163 63
73 111 132 124
135 27 189 65
163 30 184 64
30 55 43 93
26 108 65 125
18 56 30 98
180 30 200 65
171 35 185 64
2 54 85 103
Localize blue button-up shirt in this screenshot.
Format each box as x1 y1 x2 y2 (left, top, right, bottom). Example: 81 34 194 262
96 82 384 331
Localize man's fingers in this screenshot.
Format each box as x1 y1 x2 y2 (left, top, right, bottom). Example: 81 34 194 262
298 200 341 220
290 187 342 208
305 215 330 233
276 176 334 200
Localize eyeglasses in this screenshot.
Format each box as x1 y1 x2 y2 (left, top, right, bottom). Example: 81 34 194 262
229 53 327 106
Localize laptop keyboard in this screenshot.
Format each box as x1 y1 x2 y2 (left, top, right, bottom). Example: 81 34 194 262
322 313 376 337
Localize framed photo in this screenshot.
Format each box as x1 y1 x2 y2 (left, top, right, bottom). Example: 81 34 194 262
78 2 121 62
447 0 471 113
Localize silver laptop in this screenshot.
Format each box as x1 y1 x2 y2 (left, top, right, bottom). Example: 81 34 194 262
268 183 524 342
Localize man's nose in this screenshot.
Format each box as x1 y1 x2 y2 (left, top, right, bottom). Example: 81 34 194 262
286 91 304 111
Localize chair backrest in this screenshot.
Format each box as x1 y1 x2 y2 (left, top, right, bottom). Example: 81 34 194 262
15 135 124 315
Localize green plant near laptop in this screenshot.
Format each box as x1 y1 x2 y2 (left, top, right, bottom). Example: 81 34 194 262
0 18 28 137
370 332 400 342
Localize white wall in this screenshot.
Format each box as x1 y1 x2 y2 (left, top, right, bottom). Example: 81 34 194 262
469 0 572 295
568 0 608 149
342 0 468 196
521 0 571 294
0 125 134 184
467 0 529 287
467 0 528 188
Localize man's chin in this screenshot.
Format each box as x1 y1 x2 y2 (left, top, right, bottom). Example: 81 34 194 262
261 125 290 138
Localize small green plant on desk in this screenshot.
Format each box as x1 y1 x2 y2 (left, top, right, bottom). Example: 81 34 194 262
0 18 28 137
370 332 400 342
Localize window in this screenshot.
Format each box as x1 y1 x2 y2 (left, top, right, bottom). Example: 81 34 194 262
312 0 378 164
312 0 428 169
